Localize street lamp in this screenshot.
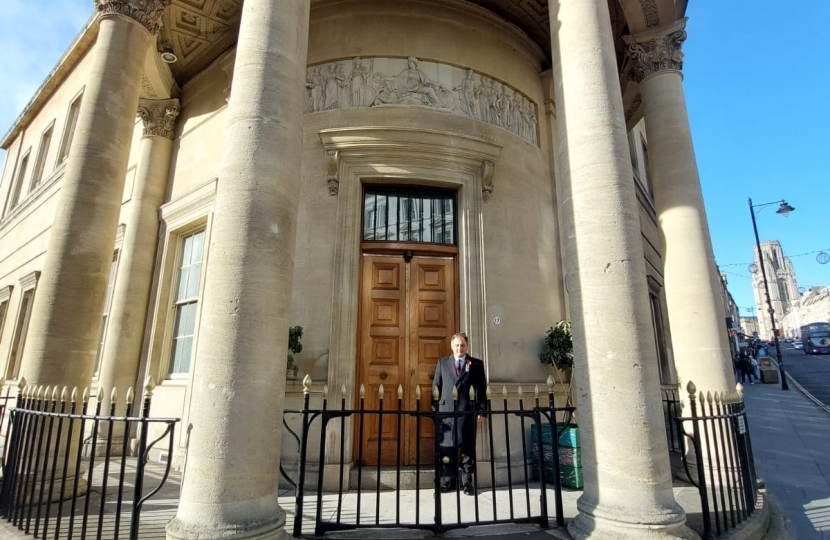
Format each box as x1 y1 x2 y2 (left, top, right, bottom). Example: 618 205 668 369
748 198 795 390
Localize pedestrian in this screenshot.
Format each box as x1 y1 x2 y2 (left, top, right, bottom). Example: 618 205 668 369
433 333 486 495
737 352 753 384
750 356 760 384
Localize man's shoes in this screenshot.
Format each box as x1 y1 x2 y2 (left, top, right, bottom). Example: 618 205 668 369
463 486 474 496
440 485 454 493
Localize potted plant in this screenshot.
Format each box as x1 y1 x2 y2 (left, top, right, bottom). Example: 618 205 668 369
286 326 303 379
540 320 574 406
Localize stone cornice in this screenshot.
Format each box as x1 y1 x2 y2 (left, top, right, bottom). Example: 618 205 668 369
0 285 13 303
624 18 687 83
137 98 180 139
19 271 40 292
93 0 170 35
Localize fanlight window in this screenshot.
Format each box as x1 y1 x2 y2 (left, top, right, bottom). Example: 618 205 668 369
363 187 455 245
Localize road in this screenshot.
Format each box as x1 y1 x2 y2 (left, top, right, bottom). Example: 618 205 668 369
775 343 830 409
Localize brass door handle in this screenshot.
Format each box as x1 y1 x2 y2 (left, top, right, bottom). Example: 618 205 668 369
428 371 435 380
379 371 388 380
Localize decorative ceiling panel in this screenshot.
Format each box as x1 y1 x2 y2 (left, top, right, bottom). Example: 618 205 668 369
159 0 631 86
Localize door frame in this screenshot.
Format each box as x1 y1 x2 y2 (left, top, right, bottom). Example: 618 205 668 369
321 127 500 470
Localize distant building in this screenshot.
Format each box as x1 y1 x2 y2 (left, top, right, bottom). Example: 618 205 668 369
783 286 830 337
751 241 799 339
740 316 760 337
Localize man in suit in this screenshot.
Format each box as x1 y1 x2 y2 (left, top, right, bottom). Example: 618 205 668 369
433 333 486 495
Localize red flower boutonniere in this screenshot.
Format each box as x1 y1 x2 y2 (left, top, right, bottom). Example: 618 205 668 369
465 360 472 372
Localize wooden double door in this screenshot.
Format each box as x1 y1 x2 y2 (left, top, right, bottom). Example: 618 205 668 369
357 251 458 466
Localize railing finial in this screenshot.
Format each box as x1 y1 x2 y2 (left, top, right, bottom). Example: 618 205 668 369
96 386 105 402
51 386 60 401
111 387 118 404
341 384 347 398
397 384 403 400
502 385 508 397
323 384 329 398
17 376 25 392
534 384 540 398
686 380 697 396
547 375 555 393
517 385 523 397
303 374 312 395
126 386 135 404
61 386 68 402
736 382 744 398
469 386 476 400
415 385 422 400
486 385 491 400
144 376 157 399
432 385 439 401
378 384 384 400
452 386 458 401
83 387 90 402
71 387 79 403
360 384 366 399
706 391 712 404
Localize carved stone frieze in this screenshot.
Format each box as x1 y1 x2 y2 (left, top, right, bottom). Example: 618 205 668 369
624 19 688 83
94 0 170 35
639 0 660 28
306 56 539 147
137 98 180 139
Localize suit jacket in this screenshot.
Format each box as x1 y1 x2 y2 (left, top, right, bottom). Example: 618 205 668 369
433 354 486 447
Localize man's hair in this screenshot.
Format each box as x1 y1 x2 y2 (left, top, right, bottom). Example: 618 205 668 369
451 332 469 344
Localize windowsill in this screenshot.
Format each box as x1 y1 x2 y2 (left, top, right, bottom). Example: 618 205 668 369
160 377 189 388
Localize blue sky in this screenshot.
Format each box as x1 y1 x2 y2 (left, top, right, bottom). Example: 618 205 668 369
0 1 827 315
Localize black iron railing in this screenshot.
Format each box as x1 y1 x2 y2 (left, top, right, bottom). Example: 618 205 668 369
0 378 180 540
283 376 576 537
675 382 758 539
662 386 681 453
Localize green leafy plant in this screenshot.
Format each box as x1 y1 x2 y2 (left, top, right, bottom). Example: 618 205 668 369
540 320 574 405
286 326 303 378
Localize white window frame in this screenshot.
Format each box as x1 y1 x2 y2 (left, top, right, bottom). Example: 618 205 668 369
30 122 55 192
56 90 83 166
4 149 31 216
5 272 40 380
93 254 120 375
164 225 208 380
0 285 13 349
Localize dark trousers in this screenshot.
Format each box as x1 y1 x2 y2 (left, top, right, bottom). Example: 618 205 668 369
440 445 476 489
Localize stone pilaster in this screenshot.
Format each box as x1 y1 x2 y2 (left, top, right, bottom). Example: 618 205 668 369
625 18 735 397
165 1 310 539
548 1 696 539
96 98 179 445
21 0 162 394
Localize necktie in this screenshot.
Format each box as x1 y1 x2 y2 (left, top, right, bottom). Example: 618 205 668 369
456 359 462 375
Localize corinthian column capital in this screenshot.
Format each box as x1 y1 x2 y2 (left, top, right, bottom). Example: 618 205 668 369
137 98 180 139
93 0 170 35
624 18 687 83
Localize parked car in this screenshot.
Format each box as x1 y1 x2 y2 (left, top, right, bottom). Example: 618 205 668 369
785 337 794 343
794 341 803 350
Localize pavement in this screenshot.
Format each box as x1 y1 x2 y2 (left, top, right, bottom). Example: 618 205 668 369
741 352 830 539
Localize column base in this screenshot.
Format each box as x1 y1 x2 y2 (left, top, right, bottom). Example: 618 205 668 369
568 512 700 540
166 509 287 540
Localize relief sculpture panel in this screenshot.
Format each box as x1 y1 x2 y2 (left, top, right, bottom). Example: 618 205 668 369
306 56 538 147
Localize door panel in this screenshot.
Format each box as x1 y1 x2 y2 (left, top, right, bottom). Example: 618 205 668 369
358 254 457 466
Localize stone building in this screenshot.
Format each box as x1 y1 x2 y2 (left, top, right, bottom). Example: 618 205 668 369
782 285 830 338
751 240 799 339
0 1 755 539
741 316 760 338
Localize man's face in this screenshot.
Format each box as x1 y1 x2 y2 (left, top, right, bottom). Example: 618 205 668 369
452 337 468 358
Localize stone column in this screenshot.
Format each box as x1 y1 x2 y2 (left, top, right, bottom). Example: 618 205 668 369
21 1 167 393
165 1 309 539
97 98 179 442
625 19 734 396
547 1 696 539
